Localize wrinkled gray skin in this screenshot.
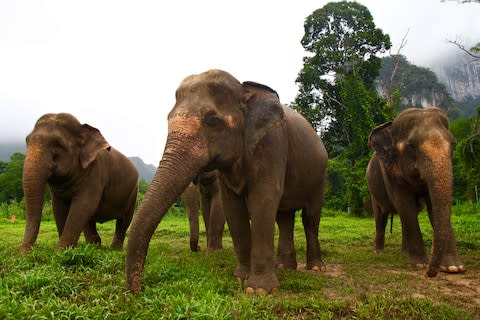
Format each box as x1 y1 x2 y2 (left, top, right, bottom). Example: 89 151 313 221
126 69 328 295
366 107 464 277
21 113 138 253
182 170 225 253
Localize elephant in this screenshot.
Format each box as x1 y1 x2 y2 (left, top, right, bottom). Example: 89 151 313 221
21 113 139 253
182 170 225 253
366 107 464 277
126 69 328 295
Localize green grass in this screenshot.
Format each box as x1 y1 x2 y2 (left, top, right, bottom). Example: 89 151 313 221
0 206 479 319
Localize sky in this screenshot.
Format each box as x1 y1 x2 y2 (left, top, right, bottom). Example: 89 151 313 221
1 0 479 165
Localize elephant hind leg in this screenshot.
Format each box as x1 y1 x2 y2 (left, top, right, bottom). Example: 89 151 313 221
302 199 325 271
372 199 389 253
84 220 102 246
275 209 297 270
111 192 137 250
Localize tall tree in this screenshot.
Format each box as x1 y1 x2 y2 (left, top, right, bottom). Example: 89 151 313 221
294 1 391 150
293 1 391 214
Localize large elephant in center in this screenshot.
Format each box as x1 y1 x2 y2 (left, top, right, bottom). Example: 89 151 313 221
21 113 138 253
126 69 328 295
182 170 225 253
366 107 464 277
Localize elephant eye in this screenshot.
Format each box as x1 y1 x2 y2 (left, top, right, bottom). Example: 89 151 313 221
203 111 223 127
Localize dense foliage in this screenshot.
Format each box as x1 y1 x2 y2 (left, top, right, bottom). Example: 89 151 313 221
0 152 24 203
293 1 391 214
456 108 480 201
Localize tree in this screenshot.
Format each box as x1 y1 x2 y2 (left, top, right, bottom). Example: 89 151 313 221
293 1 391 214
0 153 25 203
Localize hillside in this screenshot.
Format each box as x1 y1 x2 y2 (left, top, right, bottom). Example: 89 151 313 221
128 157 156 183
375 55 458 117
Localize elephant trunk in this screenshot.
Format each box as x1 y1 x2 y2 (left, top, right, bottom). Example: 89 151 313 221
424 154 453 277
21 143 48 253
126 135 208 292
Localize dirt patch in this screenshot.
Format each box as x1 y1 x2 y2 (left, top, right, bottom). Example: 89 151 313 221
385 267 480 312
296 263 345 278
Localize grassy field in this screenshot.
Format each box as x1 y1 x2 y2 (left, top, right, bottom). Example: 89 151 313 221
0 205 479 319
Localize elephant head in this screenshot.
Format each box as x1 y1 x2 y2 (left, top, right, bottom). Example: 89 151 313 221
126 69 284 292
21 113 110 253
368 107 455 277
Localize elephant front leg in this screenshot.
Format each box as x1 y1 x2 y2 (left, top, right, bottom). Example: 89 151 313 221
247 205 278 295
51 195 70 237
244 188 281 295
398 208 428 268
372 200 388 253
220 183 251 284
57 194 100 249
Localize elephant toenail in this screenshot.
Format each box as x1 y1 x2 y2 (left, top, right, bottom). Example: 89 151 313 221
245 287 255 295
255 288 268 296
447 266 459 273
312 266 321 272
271 287 278 294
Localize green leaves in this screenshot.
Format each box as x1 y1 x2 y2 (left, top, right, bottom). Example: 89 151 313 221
0 153 25 203
294 2 391 215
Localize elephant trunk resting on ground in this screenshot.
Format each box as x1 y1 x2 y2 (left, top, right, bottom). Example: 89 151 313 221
126 69 328 295
21 113 138 253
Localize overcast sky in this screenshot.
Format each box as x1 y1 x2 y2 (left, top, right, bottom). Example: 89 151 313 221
1 0 479 165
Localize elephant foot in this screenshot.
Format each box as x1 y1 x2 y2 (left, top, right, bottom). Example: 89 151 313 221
374 240 385 253
19 245 32 255
245 287 277 296
275 256 297 270
206 245 222 254
406 255 427 269
275 262 297 270
440 256 465 273
110 239 124 250
306 259 326 272
244 272 279 296
190 241 200 252
234 264 249 284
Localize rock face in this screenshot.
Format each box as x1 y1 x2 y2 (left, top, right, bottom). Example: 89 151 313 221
433 57 480 102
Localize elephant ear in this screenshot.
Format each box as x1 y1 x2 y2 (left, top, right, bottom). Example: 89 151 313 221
242 81 286 155
368 121 395 169
79 124 111 169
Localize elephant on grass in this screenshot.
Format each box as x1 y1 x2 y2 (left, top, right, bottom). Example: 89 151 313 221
126 69 328 295
366 107 464 276
21 113 138 253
